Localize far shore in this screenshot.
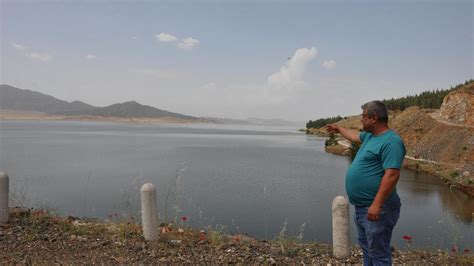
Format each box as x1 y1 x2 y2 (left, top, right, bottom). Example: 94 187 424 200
0 110 208 125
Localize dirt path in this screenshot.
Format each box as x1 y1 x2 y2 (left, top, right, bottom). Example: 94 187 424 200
404 156 438 164
430 111 474 128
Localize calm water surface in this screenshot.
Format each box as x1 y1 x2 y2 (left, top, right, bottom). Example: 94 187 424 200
0 120 472 249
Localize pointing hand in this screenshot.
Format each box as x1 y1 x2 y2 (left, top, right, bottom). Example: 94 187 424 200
326 124 340 134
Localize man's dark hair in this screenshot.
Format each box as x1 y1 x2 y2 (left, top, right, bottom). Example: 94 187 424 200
361 100 389 123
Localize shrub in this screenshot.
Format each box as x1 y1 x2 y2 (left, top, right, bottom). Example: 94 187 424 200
325 134 338 147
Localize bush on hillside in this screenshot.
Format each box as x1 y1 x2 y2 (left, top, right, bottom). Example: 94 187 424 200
307 116 343 129
383 79 474 111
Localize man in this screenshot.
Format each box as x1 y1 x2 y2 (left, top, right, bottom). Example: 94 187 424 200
326 100 405 266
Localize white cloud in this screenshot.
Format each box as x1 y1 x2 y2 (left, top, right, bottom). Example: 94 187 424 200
12 43 29 51
131 36 138 40
322 59 336 70
265 47 318 102
178 37 200 50
11 42 52 62
85 54 97 60
201 82 217 89
156 33 177 42
24 52 52 62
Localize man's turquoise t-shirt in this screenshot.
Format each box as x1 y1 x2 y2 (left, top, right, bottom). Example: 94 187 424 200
345 130 406 206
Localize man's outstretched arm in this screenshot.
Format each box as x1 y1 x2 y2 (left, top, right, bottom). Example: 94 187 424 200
326 124 361 143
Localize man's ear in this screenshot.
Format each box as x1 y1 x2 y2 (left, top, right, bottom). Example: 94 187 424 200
369 115 378 123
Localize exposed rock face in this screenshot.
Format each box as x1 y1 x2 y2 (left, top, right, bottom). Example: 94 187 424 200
439 83 474 126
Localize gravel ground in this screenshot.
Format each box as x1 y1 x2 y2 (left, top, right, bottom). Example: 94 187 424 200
1 208 472 264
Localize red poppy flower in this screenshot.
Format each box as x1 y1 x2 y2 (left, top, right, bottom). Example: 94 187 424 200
402 235 412 240
451 245 457 253
181 217 188 221
464 249 470 253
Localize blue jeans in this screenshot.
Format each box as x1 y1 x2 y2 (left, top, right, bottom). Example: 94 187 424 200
354 196 401 266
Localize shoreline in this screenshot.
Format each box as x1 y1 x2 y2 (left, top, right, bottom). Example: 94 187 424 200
0 111 210 125
1 207 472 264
322 137 474 198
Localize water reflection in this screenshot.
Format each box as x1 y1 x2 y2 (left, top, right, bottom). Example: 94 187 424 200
337 152 474 223
2 121 472 249
439 189 473 223
400 170 473 223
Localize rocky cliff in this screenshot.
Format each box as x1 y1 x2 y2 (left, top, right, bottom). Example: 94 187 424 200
439 82 474 126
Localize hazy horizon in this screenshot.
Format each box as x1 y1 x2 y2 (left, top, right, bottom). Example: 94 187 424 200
1 0 472 121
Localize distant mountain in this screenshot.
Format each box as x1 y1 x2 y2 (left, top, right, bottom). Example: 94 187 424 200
61 100 199 120
68 100 96 112
0 84 302 125
0 84 205 122
202 117 249 125
203 116 303 126
0 84 95 114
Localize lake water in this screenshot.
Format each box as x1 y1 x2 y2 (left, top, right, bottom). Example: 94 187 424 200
0 120 472 250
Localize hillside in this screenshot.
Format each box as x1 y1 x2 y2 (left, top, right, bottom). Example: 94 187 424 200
0 84 206 123
307 81 474 195
0 84 94 114
382 79 472 111
59 101 199 121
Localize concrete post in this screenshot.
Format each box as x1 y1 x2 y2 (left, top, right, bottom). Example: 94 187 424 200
0 172 9 223
332 196 350 258
141 182 158 240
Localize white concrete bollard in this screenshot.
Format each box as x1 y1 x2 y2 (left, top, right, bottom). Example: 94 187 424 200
0 172 9 223
332 196 350 258
141 183 158 240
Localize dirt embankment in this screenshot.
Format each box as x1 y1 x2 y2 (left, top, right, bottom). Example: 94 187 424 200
391 106 473 166
392 107 473 196
1 208 472 264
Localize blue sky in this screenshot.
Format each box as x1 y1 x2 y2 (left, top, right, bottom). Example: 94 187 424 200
1 0 472 121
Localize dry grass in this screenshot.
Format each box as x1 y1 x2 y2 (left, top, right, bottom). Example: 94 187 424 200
1 208 472 264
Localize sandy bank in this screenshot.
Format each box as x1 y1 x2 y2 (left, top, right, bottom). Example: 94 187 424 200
0 110 206 124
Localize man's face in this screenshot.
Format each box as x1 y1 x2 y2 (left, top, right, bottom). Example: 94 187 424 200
361 109 376 132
